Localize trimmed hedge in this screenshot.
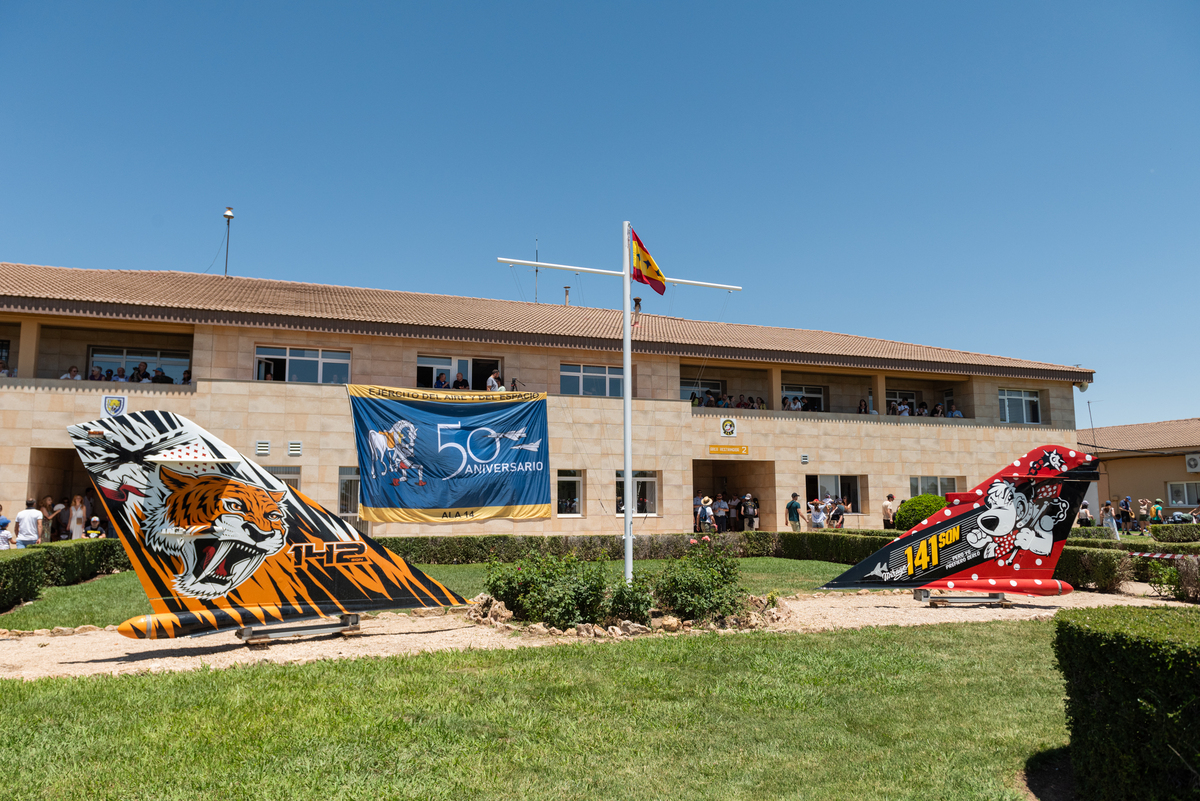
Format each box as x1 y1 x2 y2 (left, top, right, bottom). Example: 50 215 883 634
0 539 132 613
1055 546 1132 592
0 549 47 611
1152 523 1200 543
893 494 947 532
34 538 130 586
1054 606 1200 800
777 531 893 565
1065 538 1200 555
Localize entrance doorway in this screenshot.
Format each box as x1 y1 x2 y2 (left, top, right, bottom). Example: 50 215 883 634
692 459 778 531
27 448 98 541
472 358 499 391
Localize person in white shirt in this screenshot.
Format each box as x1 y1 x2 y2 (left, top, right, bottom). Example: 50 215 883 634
60 366 82 380
113 367 128 382
486 370 502 391
897 401 911 416
809 499 827 529
14 499 43 547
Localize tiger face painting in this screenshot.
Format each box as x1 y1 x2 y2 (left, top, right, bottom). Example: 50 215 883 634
143 466 288 599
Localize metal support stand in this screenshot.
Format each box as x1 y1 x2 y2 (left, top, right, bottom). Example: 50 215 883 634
913 589 1012 608
235 614 360 644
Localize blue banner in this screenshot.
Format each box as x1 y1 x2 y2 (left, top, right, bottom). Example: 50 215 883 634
348 385 550 523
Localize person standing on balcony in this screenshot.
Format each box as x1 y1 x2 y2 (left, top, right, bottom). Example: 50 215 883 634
897 399 911 416
86 366 104 380
434 373 449 389
150 368 174 384
129 362 151 382
452 372 470 390
112 368 128 382
487 369 501 391
60 366 82 380
857 399 869 414
947 402 963 418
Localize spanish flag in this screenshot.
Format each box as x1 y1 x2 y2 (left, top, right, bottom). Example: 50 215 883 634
631 229 667 295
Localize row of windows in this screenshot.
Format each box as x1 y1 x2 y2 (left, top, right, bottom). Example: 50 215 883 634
557 470 659 516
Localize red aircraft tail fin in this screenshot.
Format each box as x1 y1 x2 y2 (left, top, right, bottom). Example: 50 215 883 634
823 446 1098 596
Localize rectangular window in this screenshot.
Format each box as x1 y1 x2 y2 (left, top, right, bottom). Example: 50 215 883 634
263 465 301 490
338 466 370 536
255 347 351 384
999 389 1041 424
681 378 723 401
417 355 454 388
88 347 192 383
909 476 958 497
615 470 657 515
783 385 824 411
816 475 860 511
1167 482 1200 507
557 469 584 516
560 364 622 397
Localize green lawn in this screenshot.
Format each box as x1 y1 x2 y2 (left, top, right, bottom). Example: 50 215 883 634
0 558 847 631
0 620 1065 800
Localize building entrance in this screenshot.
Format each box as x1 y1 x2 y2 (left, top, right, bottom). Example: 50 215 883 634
692 459 777 531
27 447 98 541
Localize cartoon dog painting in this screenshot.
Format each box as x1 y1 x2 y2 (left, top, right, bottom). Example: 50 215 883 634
965 479 1069 565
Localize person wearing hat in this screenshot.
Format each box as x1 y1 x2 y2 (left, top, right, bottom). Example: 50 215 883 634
84 516 106 539
150 367 174 384
882 494 895 529
697 496 715 534
786 492 803 533
1151 499 1165 525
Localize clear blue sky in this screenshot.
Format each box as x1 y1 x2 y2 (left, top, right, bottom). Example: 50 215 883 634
2 2 1196 428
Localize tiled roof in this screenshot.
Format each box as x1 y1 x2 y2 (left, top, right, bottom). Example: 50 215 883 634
0 262 1094 381
1077 418 1200 454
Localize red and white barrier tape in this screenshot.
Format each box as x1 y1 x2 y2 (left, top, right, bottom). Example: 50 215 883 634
1128 552 1195 560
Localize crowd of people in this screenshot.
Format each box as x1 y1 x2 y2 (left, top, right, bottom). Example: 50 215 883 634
0 490 113 550
693 492 761 532
54 361 190 385
689 389 964 417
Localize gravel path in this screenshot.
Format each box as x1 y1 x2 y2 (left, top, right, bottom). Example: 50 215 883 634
0 586 1187 681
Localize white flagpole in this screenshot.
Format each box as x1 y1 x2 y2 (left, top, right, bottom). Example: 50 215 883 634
497 228 741 586
621 221 634 584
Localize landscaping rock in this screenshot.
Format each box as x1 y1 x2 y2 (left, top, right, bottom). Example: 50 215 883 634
660 616 681 633
11 630 33 637
563 628 576 637
74 625 100 634
465 594 514 626
0 629 8 637
34 629 50 636
620 621 650 636
606 625 622 638
526 623 549 636
591 625 606 638
104 625 117 632
548 627 563 637
857 589 871 595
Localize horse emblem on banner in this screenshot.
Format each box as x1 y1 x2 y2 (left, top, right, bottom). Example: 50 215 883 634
102 395 128 417
367 419 426 485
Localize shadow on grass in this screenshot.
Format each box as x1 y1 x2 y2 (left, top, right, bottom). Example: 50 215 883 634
61 624 472 665
1022 745 1076 801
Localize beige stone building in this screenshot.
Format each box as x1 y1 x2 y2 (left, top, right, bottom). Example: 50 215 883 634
1078 418 1200 514
0 262 1093 535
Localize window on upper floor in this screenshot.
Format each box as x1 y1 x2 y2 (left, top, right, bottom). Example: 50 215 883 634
255 347 350 384
561 364 623 397
90 347 192 383
681 379 723 401
783 384 824 411
999 389 1041 424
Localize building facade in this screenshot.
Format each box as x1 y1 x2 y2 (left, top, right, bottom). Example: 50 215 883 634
1079 418 1200 513
0 263 1093 534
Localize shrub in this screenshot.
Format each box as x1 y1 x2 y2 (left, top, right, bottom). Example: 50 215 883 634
1054 546 1132 592
777 531 893 565
0 549 46 612
1054 606 1200 801
1148 558 1200 603
34 539 112 586
1071 525 1120 540
484 553 608 630
893 494 947 532
607 569 655 625
654 541 744 620
1151 523 1200 543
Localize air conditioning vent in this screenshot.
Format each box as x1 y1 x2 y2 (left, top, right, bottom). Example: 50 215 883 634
1187 453 1200 473
801 454 809 465
288 441 302 457
255 441 270 456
